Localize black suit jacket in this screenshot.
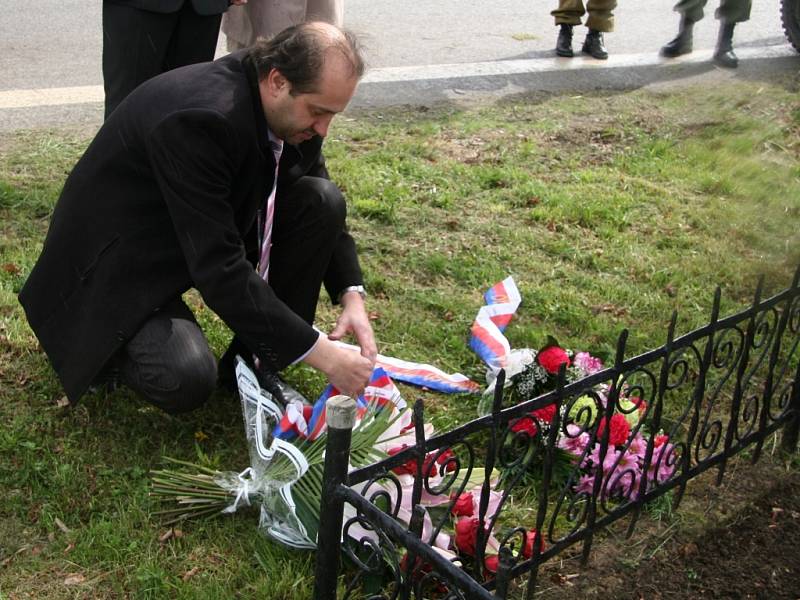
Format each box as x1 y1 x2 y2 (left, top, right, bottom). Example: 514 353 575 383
19 51 361 402
106 0 230 15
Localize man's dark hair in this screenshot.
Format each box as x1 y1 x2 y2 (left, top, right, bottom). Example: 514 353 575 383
249 22 365 95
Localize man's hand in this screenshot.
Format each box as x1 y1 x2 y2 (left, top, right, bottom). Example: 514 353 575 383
303 336 374 398
328 290 378 364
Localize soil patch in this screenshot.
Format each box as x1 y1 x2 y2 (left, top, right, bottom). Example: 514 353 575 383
535 456 800 599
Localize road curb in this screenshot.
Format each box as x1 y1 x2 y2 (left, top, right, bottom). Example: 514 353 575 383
352 45 799 108
0 45 796 131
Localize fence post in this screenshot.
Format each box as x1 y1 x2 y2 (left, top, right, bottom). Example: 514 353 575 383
781 364 800 453
494 546 515 599
313 395 358 600
781 268 800 454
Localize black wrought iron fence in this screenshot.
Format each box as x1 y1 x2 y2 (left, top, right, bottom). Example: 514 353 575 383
313 270 800 600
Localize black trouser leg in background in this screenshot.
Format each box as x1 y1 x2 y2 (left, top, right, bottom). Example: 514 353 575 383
102 2 221 119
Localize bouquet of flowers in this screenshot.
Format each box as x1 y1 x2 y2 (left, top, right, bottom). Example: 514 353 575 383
467 277 676 500
151 357 407 547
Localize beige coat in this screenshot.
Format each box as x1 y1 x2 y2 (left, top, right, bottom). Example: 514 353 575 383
222 0 344 50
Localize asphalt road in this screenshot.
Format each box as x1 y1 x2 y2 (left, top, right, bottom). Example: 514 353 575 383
0 0 796 130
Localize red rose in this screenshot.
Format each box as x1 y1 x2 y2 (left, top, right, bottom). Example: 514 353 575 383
387 445 415 475
421 453 438 477
399 553 433 582
654 434 669 447
537 346 571 374
451 492 474 517
484 554 499 575
454 517 479 556
598 414 631 447
523 529 545 559
387 445 438 477
531 403 557 423
436 449 457 473
630 396 648 414
510 417 538 437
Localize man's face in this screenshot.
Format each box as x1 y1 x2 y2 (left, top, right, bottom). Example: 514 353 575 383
262 53 358 145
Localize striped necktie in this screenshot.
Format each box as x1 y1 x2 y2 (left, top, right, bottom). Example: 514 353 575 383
257 139 284 280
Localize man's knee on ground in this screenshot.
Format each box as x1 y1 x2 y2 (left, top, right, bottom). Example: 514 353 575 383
299 177 347 227
122 317 218 415
158 321 218 414
157 354 218 414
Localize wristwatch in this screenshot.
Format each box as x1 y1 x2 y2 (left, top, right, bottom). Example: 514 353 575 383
339 285 366 302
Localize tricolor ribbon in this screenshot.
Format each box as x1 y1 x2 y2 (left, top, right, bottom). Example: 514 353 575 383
273 366 406 441
469 276 521 373
332 340 481 394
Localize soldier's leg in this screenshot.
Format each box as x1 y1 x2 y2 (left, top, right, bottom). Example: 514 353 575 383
674 0 709 25
713 0 751 67
585 0 616 32
580 0 614 58
661 0 709 57
715 0 752 24
553 0 586 56
551 0 587 26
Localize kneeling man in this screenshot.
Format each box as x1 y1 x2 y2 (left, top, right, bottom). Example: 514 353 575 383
19 22 376 414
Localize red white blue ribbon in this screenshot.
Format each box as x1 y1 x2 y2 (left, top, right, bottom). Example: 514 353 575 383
469 276 521 372
274 366 406 441
332 340 481 394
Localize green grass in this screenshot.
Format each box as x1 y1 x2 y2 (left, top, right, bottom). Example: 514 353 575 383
1 77 799 598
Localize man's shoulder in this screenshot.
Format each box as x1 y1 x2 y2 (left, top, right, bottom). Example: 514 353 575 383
131 53 258 125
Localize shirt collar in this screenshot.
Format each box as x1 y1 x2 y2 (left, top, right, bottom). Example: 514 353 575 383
267 129 284 156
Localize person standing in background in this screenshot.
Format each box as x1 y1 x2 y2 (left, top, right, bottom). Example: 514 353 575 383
222 0 343 51
551 0 616 60
659 0 751 68
102 0 247 119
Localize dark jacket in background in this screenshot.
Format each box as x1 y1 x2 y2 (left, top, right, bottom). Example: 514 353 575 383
106 0 230 15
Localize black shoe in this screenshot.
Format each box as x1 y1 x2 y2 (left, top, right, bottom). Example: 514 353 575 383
660 18 694 58
713 22 738 68
556 24 574 57
582 29 608 59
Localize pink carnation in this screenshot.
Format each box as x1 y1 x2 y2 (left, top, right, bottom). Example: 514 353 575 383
574 351 603 375
558 424 591 456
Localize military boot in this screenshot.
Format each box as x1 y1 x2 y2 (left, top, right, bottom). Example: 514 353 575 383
582 29 608 59
713 22 738 68
660 17 694 57
556 24 574 57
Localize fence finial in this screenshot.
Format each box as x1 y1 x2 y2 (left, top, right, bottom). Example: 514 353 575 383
326 395 357 430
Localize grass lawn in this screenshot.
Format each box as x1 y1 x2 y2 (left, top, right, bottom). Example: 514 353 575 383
1 75 799 599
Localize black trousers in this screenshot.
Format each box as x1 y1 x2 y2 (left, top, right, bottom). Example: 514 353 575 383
102 2 222 119
116 176 347 414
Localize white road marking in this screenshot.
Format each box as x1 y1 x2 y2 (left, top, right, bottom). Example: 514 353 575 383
0 46 795 110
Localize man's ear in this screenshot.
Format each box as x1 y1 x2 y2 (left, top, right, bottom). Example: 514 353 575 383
266 68 289 97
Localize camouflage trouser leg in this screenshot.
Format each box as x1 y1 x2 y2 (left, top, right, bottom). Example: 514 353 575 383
674 0 751 23
715 0 752 23
552 0 617 31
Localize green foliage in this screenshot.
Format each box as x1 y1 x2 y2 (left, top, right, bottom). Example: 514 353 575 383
1 79 799 597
